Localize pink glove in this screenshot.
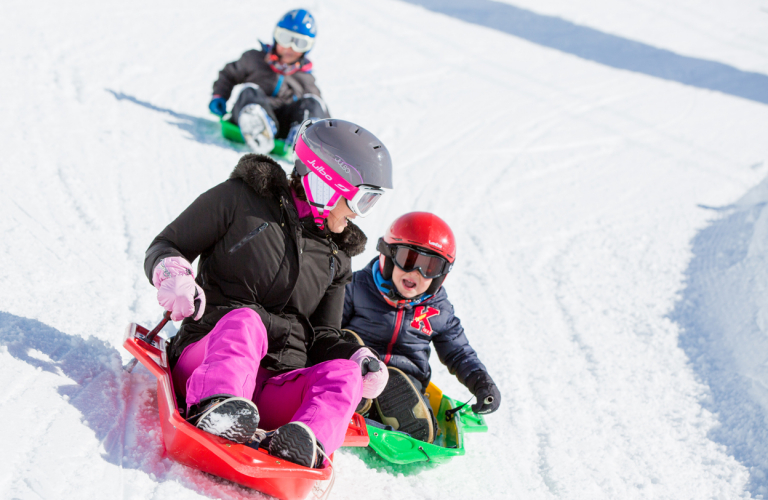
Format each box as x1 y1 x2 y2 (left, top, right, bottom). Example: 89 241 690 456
152 257 206 321
350 348 389 399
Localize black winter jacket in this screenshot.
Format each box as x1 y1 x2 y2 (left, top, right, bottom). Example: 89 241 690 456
212 45 321 110
145 154 367 372
342 259 490 392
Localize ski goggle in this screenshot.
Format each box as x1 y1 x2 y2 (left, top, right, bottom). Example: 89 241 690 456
377 239 453 279
302 174 383 218
322 184 385 218
347 186 385 217
274 27 315 52
295 135 386 218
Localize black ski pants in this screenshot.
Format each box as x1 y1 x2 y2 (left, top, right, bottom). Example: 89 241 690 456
231 85 330 139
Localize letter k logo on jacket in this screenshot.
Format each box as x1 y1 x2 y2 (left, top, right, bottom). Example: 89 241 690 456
411 306 440 335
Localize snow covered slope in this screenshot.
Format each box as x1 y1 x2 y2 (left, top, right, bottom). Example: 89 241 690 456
1 0 767 498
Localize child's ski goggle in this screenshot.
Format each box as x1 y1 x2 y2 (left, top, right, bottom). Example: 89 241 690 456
377 239 453 279
295 135 386 218
274 27 315 52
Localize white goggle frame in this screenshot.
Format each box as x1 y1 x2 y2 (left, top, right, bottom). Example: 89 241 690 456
345 185 385 217
274 27 315 52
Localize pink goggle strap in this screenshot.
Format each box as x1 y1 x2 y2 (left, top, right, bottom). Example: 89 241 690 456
295 136 360 198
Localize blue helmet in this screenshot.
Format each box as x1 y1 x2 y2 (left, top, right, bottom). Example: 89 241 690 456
276 9 317 38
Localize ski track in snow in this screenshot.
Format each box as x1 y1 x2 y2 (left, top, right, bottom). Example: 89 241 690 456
2 0 768 498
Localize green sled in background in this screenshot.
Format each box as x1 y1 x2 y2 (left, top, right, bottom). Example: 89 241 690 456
220 117 292 158
365 382 488 465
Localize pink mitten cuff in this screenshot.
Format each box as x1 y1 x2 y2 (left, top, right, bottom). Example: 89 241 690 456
152 256 195 288
350 348 389 399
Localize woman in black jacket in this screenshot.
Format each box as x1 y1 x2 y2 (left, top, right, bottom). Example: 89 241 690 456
145 119 392 468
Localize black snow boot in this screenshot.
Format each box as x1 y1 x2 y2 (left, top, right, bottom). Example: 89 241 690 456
268 422 324 468
374 367 435 443
187 395 261 444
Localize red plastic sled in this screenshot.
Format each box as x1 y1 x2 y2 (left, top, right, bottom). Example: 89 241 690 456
123 320 369 500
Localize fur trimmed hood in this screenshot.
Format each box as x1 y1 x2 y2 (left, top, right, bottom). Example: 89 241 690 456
230 153 290 198
330 219 367 258
230 154 368 257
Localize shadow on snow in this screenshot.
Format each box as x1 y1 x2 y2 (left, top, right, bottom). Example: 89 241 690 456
401 0 768 106
105 89 248 152
0 312 264 499
671 175 768 496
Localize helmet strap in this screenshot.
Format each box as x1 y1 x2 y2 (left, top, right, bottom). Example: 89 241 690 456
424 274 446 296
380 254 395 280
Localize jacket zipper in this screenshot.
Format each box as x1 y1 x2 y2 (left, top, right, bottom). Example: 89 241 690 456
385 306 405 364
326 237 338 287
228 222 269 254
327 256 336 287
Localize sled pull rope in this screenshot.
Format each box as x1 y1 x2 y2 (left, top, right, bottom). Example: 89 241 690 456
444 396 476 421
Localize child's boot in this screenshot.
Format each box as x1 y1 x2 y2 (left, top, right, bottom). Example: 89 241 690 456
374 367 435 443
238 104 275 154
269 422 324 468
187 395 261 444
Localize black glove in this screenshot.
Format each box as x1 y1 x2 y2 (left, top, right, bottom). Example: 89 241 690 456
472 382 501 414
466 371 501 414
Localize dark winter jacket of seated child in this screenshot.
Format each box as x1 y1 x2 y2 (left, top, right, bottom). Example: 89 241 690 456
341 212 501 443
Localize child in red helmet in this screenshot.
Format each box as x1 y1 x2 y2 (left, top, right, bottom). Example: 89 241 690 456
342 212 500 443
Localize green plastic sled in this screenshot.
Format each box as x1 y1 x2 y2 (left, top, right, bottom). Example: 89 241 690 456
365 382 488 465
220 118 291 157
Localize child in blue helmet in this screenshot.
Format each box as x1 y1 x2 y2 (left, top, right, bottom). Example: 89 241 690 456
342 212 501 443
208 9 330 154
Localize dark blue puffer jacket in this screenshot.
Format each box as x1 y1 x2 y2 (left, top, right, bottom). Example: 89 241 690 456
342 258 490 392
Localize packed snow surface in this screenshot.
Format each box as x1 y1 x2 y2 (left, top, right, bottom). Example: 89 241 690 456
2 0 768 499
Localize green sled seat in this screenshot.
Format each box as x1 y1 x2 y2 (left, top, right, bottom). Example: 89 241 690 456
366 382 488 465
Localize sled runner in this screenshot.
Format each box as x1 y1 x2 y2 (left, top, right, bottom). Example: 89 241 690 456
123 317 369 500
220 117 292 157
365 382 488 465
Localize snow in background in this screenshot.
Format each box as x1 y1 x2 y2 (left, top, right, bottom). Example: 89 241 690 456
1 0 768 498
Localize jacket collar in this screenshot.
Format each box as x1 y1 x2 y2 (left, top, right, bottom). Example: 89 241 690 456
229 154 367 257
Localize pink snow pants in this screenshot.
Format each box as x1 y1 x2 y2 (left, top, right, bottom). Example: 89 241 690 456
171 308 362 455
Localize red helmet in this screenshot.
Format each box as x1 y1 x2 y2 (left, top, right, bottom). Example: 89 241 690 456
383 212 456 262
377 212 456 299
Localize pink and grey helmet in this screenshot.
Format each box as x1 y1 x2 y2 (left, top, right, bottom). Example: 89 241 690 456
294 119 393 224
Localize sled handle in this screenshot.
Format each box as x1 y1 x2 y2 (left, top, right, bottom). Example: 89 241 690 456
360 357 380 377
123 310 172 373
145 310 172 344
124 297 202 373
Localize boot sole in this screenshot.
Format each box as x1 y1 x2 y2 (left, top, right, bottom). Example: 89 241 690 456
374 367 434 443
196 397 260 444
269 422 318 468
243 133 275 155
340 328 365 346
